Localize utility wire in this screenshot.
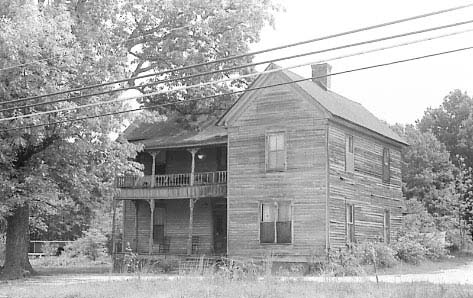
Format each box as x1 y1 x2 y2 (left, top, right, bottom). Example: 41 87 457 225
2 28 473 122
3 19 473 114
3 44 473 132
2 2 473 107
0 24 192 72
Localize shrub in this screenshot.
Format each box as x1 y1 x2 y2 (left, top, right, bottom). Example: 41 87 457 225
354 241 397 268
41 242 60 257
325 247 364 276
65 228 108 261
391 236 426 264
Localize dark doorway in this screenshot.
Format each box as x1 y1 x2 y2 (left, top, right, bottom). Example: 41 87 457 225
212 200 227 255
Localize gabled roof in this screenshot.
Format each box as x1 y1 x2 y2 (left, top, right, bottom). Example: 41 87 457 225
218 64 407 146
122 116 227 149
123 63 407 148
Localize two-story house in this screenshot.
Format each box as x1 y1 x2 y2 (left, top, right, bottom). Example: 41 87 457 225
113 63 407 264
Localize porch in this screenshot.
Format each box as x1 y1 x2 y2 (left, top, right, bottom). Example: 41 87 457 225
114 198 227 257
116 171 227 200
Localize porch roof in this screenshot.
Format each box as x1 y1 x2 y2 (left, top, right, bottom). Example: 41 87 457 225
122 116 227 149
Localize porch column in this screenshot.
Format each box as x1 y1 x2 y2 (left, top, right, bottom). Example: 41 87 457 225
148 199 155 255
187 148 199 255
134 200 139 252
111 197 117 255
149 151 159 188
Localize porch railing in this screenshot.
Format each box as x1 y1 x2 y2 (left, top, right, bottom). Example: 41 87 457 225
116 171 227 188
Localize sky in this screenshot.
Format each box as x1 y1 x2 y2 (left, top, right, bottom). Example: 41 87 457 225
250 0 473 125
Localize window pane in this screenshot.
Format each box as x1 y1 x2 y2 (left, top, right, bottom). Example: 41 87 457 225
346 205 353 223
268 151 278 169
276 134 284 150
276 222 291 243
269 135 277 151
260 222 275 243
346 135 354 153
262 203 275 222
278 202 291 222
276 152 285 169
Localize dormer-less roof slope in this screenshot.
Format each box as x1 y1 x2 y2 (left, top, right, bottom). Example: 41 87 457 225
123 63 407 148
123 116 227 149
218 63 408 146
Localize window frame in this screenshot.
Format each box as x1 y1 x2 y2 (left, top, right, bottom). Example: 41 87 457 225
259 201 293 244
383 209 391 244
265 131 287 172
382 147 391 184
345 134 354 173
346 203 355 244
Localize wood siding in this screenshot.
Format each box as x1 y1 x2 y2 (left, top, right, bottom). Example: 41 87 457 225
227 74 329 262
123 198 221 254
327 123 403 249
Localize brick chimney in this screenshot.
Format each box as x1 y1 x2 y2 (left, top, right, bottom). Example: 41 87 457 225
311 63 332 90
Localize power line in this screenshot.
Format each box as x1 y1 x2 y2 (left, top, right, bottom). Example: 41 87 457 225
2 2 473 107
3 44 473 132
3 19 473 114
0 24 192 73
2 28 473 122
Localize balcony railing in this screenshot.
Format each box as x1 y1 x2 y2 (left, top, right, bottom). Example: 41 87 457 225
116 171 227 189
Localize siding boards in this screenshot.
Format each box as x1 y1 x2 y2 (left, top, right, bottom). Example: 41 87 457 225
328 124 403 249
227 75 329 261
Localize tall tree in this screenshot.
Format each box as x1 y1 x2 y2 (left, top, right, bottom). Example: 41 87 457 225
0 1 140 279
394 124 456 216
0 0 277 279
119 0 277 124
418 90 473 167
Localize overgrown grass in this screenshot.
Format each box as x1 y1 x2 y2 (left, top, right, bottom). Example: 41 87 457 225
29 255 111 275
1 278 473 298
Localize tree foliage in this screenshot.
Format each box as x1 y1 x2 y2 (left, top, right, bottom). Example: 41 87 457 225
418 90 473 167
0 1 141 279
393 124 456 217
0 0 277 279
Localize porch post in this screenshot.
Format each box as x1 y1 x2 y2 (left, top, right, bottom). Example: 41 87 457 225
187 148 199 255
149 151 159 188
111 197 117 255
148 199 155 255
134 200 139 252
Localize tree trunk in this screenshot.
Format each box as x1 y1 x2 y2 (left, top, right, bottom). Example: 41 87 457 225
1 203 35 280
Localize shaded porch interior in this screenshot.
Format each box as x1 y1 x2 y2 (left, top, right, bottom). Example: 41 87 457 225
121 198 227 256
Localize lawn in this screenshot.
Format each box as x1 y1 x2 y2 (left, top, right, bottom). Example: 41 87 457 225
1 278 473 298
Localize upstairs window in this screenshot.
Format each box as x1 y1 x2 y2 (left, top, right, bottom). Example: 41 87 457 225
384 210 391 244
345 135 354 173
266 132 286 171
382 147 390 183
346 203 355 243
260 201 292 244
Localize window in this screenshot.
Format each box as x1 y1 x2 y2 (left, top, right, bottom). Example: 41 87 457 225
382 147 390 183
345 135 354 173
153 207 165 245
260 201 292 244
346 203 355 243
266 132 286 171
384 210 391 244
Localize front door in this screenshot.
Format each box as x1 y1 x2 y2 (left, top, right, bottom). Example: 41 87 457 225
213 201 227 255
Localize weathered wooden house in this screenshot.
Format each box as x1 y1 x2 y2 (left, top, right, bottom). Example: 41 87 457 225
114 63 407 263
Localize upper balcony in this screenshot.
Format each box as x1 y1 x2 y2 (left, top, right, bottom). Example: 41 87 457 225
115 146 227 200
116 171 227 200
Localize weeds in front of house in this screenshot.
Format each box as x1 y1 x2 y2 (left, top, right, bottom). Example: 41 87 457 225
2 277 473 298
